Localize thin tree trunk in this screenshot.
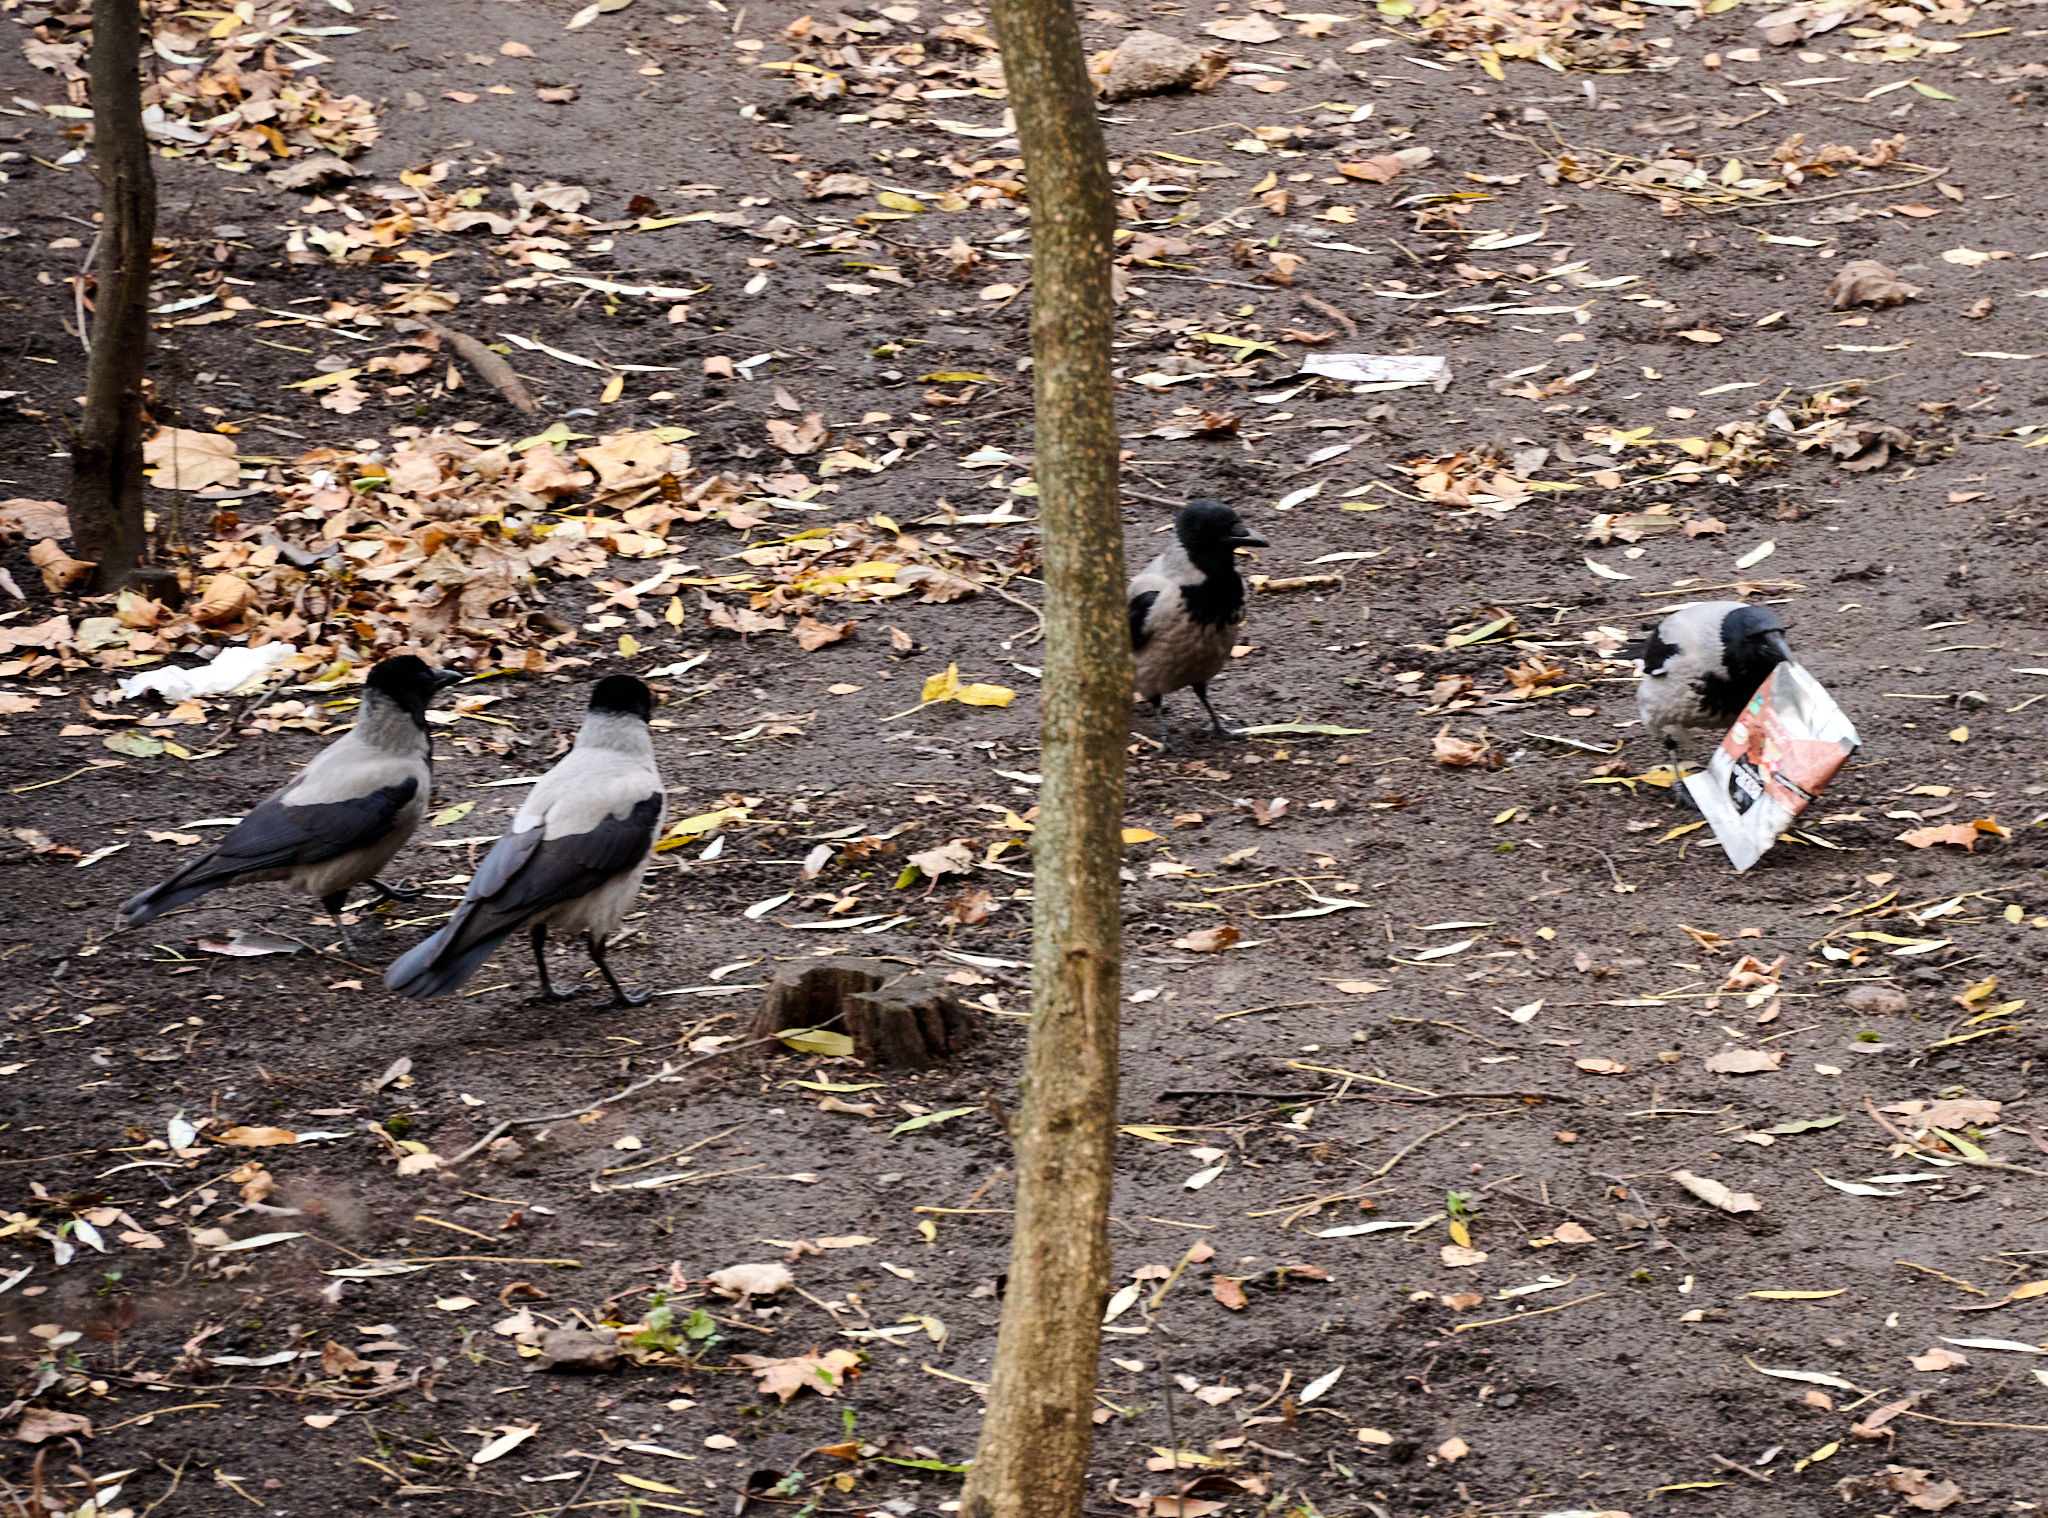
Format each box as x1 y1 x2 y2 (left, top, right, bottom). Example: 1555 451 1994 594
960 0 1126 1511
69 0 157 594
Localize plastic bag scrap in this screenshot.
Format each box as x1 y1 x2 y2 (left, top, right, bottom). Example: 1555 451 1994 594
1685 661 1860 872
117 643 298 702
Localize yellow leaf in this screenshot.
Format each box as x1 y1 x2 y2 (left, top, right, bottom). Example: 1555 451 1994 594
618 1474 690 1495
1745 1289 1847 1300
955 683 1015 707
1949 726 1969 743
215 1125 298 1147
665 595 684 627
286 368 363 391
871 513 901 532
1476 48 1504 80
916 1219 937 1244
781 1027 855 1057
1122 828 1158 844
920 663 963 704
600 372 625 404
619 633 640 658
664 806 749 838
1659 820 1707 843
1448 1219 1471 1248
1490 807 1516 825
1807 1440 1841 1463
163 741 193 760
876 191 924 213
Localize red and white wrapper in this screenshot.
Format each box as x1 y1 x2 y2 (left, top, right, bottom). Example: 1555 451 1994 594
1684 662 1861 871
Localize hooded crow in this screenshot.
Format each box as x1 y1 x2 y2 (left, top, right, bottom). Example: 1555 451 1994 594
385 675 666 1007
1129 499 1268 745
119 653 459 952
1634 600 1794 762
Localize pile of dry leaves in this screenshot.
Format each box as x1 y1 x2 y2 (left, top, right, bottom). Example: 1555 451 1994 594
20 0 378 173
3 421 1035 680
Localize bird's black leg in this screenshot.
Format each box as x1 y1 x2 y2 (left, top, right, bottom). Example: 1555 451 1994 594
1664 737 1701 812
529 925 580 1002
587 932 652 1008
367 877 425 905
1192 683 1232 739
320 889 360 959
1152 696 1173 753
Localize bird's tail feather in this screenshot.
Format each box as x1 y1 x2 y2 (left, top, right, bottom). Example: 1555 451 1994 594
119 870 231 928
384 925 511 999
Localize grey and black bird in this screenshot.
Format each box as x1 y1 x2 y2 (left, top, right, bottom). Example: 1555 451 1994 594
118 653 459 953
384 675 666 1007
1633 600 1794 764
1128 499 1268 745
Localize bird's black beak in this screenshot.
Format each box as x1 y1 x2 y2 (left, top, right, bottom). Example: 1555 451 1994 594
1762 630 1792 664
1230 528 1270 550
431 668 465 692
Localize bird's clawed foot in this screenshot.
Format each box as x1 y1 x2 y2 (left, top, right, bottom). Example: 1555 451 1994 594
527 926 583 1002
1192 685 1240 741
588 934 649 1007
368 877 426 905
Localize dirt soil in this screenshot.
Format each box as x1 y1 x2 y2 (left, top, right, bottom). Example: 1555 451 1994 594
2 0 2048 1513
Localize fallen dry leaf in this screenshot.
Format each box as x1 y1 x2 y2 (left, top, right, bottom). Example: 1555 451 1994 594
14 1407 92 1443
1827 259 1921 310
1670 1169 1761 1214
1432 726 1499 769
143 427 240 491
708 1262 795 1299
0 497 71 541
1909 1346 1968 1372
1212 1275 1248 1310
734 1347 863 1401
1704 1048 1784 1074
793 615 853 650
1900 817 2008 850
28 540 94 593
1172 924 1241 953
1721 953 1786 991
1436 1436 1470 1463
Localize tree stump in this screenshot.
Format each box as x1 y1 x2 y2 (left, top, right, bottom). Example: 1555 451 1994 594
750 957 980 1070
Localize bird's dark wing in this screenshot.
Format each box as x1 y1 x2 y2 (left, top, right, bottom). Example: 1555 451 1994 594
1129 589 1160 653
122 780 418 924
420 795 661 958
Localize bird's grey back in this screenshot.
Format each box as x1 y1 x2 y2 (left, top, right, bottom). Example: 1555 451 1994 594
517 711 661 837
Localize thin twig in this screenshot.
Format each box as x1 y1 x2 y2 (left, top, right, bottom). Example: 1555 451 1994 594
1708 1453 1773 1485
138 1455 190 1518
1296 293 1358 338
446 1037 777 1166
73 228 102 352
1369 1114 1472 1181
1137 273 1271 292
1863 1093 2048 1178
1899 1410 2048 1433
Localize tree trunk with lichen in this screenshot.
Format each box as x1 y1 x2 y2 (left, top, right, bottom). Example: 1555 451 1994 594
958 0 1126 1512
69 0 157 594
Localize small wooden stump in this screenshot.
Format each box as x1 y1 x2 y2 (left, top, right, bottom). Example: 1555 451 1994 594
751 956 981 1070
